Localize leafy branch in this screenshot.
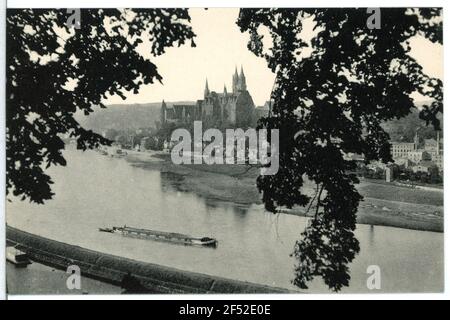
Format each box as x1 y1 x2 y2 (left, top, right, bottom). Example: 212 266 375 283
238 8 442 291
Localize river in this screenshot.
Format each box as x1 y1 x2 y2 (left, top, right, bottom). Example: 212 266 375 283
6 148 444 293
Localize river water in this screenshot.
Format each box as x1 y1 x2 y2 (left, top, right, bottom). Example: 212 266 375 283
6 148 444 293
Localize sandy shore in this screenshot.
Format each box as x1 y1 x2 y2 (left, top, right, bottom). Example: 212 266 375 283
125 151 443 233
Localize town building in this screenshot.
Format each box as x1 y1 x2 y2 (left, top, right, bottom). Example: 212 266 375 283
394 158 413 168
391 142 416 159
407 150 431 163
411 161 438 174
424 132 443 171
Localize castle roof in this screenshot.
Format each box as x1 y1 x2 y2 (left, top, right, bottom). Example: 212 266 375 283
424 138 443 146
391 142 415 146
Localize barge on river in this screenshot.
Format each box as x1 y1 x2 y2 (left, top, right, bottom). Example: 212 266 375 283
99 226 217 247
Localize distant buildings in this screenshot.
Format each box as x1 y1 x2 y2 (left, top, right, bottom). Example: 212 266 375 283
407 150 430 163
411 161 438 174
393 158 413 168
359 131 443 183
391 131 442 172
254 100 272 119
160 66 256 127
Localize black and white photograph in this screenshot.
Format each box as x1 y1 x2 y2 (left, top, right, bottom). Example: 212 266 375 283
1 1 447 300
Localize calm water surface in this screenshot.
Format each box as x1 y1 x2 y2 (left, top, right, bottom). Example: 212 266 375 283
7 148 444 293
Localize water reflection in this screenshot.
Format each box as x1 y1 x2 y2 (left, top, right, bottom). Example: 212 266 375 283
369 225 375 246
158 171 252 216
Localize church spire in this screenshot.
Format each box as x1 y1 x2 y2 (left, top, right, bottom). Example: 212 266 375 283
414 130 419 150
223 84 228 95
161 100 167 123
232 66 239 93
239 65 247 91
204 78 210 97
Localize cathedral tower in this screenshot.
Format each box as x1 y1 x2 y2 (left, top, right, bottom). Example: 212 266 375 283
232 66 239 93
204 78 210 97
238 65 247 91
160 100 167 123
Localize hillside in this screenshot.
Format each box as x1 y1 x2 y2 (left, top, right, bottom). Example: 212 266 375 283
77 101 194 133
77 100 442 141
382 101 443 142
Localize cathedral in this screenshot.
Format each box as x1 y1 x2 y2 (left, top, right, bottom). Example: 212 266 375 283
160 66 256 127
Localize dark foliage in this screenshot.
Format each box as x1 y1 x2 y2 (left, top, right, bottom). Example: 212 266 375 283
6 9 195 203
237 8 442 291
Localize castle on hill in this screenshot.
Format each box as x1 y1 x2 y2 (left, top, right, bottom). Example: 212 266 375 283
160 66 256 127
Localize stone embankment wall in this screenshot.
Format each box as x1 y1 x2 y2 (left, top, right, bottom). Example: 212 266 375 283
6 226 290 294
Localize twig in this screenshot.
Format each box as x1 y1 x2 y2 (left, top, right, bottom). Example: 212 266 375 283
314 184 324 220
305 183 319 216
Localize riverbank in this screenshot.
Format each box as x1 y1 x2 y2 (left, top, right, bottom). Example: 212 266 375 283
125 151 443 233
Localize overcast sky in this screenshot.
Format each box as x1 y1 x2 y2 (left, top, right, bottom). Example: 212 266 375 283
103 8 443 107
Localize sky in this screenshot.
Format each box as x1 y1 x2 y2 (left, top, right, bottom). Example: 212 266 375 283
103 8 443 107
105 8 275 107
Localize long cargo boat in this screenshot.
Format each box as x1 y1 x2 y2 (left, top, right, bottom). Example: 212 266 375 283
99 226 217 247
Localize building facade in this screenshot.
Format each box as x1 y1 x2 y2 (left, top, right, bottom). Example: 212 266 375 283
407 150 430 163
391 142 416 159
411 161 438 174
